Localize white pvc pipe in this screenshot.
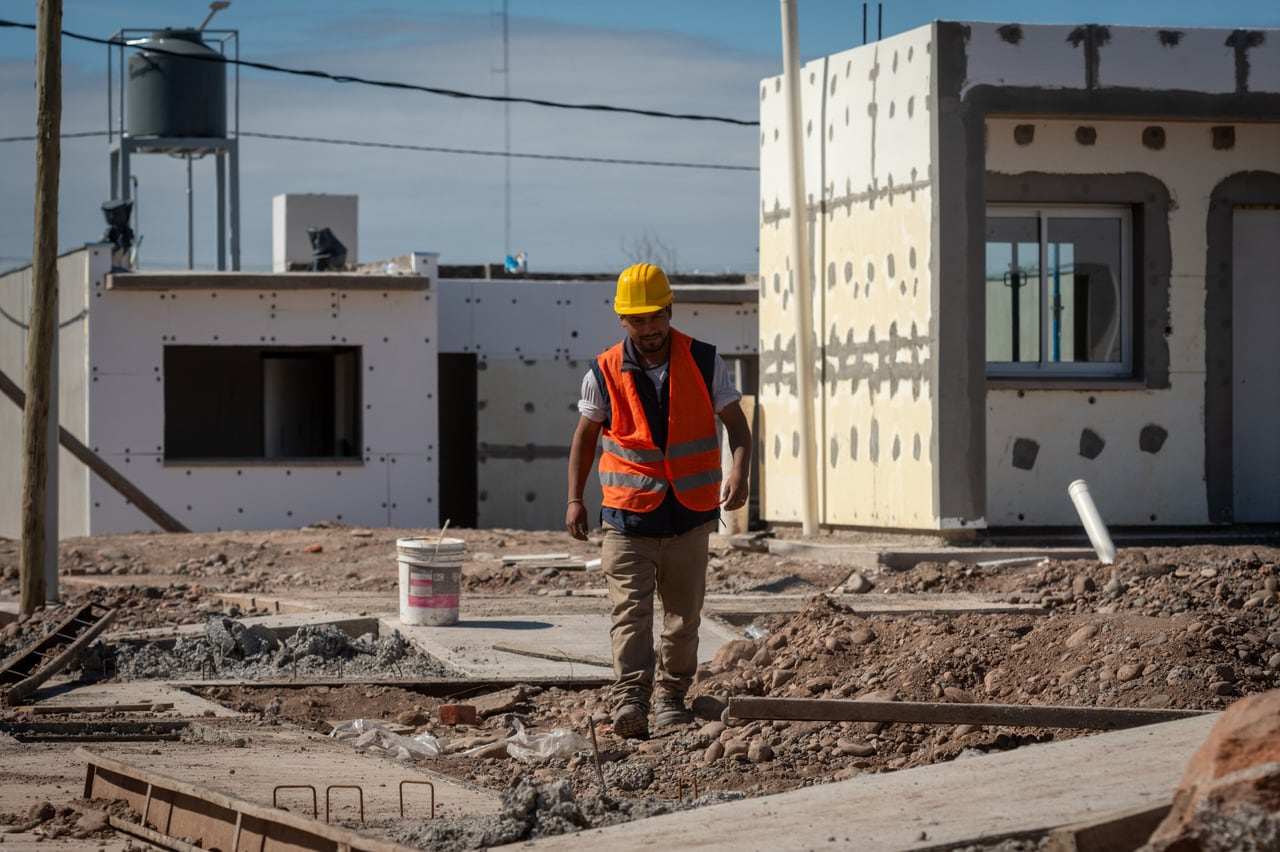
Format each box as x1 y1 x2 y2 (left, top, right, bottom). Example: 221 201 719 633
779 0 819 536
1068 479 1117 564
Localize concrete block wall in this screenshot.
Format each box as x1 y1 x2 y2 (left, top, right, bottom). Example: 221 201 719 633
942 21 1280 527
85 275 437 533
438 279 757 530
983 118 1280 526
758 24 938 529
0 245 105 539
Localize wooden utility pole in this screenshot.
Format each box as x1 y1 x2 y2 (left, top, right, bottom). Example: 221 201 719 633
21 0 63 614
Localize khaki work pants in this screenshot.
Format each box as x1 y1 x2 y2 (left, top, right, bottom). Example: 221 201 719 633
600 520 714 711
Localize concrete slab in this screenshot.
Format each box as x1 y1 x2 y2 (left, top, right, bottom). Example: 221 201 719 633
20 679 244 718
0 597 18 625
511 713 1219 851
390 614 743 678
111 610 383 644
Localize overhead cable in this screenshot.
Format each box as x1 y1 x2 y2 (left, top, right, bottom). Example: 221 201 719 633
0 18 760 127
0 129 756 172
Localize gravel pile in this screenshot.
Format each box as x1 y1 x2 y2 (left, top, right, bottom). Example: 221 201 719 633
379 778 743 852
99 618 451 681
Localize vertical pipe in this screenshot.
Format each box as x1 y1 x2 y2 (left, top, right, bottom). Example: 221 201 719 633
216 152 226 271
878 3 882 40
862 3 867 44
779 0 819 535
502 0 511 258
130 175 139 268
229 142 240 270
186 154 194 270
233 34 241 271
106 38 112 144
1068 480 1117 564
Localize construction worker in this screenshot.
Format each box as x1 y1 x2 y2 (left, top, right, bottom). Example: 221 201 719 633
566 263 752 739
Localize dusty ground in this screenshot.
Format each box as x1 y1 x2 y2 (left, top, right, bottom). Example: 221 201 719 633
2 524 1279 849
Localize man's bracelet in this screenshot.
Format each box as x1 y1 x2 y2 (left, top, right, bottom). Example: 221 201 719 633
567 498 584 506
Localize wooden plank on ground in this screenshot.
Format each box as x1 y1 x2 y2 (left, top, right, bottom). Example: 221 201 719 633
728 697 1210 730
17 702 173 715
492 642 612 669
1045 803 1172 852
760 539 1095 570
703 592 1047 619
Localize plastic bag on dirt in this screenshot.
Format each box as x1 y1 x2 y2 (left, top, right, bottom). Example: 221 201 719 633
507 727 590 761
502 719 591 761
330 719 442 760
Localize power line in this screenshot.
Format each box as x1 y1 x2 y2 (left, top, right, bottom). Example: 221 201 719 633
0 18 760 127
0 130 106 143
240 131 757 171
0 128 758 172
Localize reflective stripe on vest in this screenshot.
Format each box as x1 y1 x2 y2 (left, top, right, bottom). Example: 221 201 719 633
596 330 722 513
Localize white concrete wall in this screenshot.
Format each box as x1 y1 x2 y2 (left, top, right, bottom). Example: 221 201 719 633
758 24 938 529
0 246 105 540
985 118 1280 525
85 277 436 534
438 279 757 530
272 194 359 272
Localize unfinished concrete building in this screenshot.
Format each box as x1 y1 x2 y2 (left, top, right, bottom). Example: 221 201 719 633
757 20 1280 532
0 241 757 537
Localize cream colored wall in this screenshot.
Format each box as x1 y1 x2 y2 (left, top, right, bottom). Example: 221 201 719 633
0 246 103 540
759 24 937 529
985 118 1280 525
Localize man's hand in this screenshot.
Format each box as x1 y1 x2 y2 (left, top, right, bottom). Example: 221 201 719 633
720 472 748 511
566 416 603 541
717 399 752 512
566 501 590 541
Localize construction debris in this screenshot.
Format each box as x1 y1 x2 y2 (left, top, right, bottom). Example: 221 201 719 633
0 602 115 705
2 526 1279 850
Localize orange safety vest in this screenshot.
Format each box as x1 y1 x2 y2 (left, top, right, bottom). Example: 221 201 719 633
596 330 722 513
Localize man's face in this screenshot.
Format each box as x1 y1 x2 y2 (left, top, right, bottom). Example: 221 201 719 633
619 307 672 355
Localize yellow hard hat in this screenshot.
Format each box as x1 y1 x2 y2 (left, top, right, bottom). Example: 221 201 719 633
614 263 673 315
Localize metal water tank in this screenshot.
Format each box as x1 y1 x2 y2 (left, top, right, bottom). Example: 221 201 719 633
126 29 226 138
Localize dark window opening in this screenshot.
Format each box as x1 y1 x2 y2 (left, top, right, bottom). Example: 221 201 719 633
437 353 478 527
164 345 361 461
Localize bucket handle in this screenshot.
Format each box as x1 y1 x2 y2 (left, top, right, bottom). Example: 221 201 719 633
433 519 451 561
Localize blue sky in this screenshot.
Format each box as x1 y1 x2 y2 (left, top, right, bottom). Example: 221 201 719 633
1 1 1277 274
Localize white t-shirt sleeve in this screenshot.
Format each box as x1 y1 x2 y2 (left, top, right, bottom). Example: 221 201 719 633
577 370 608 423
711 354 743 413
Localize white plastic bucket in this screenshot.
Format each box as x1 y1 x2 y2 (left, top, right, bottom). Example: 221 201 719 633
397 537 466 626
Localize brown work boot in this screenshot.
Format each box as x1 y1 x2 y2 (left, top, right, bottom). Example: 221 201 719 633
653 695 693 729
612 702 649 739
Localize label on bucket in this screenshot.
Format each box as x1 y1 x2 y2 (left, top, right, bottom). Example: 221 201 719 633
407 566 460 609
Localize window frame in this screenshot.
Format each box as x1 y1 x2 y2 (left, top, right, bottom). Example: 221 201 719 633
985 204 1134 380
162 344 363 464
